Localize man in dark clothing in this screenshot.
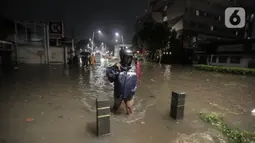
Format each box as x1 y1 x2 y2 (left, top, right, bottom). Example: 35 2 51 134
82 55 89 67
106 49 137 115
72 55 79 66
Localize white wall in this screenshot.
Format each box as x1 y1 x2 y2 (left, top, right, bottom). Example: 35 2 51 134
17 45 45 64
172 19 183 31
49 47 66 64
210 55 252 68
17 45 66 64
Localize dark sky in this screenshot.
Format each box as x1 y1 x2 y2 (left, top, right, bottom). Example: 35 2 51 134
3 0 149 43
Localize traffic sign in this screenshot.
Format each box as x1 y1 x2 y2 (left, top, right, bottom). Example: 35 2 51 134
49 21 64 38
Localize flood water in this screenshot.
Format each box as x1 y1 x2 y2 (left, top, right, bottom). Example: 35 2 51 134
0 60 255 143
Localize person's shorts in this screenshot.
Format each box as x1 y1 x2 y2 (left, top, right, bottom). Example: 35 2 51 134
114 95 133 105
123 95 134 102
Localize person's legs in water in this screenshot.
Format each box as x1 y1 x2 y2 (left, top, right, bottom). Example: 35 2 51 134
124 96 134 115
84 58 88 67
82 58 85 67
111 96 122 114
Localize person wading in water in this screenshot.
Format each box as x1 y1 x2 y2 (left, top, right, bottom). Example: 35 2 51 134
106 49 140 115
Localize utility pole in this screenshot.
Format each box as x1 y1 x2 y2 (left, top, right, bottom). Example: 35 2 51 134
92 32 95 52
121 35 124 44
71 27 75 52
46 25 50 64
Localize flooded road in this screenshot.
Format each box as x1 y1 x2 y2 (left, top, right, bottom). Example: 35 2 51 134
0 60 255 143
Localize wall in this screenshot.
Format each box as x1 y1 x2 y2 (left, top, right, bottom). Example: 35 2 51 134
210 55 252 68
49 47 66 64
17 45 45 64
172 19 183 31
17 45 66 64
185 0 243 39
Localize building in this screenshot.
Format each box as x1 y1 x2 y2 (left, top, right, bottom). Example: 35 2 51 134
140 0 255 67
13 21 67 64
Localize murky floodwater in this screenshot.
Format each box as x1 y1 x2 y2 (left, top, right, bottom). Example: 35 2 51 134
1 60 255 143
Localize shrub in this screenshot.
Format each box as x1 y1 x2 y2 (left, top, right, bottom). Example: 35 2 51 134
199 112 255 143
193 64 255 76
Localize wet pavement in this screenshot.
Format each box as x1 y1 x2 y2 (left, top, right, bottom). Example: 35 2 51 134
0 59 255 143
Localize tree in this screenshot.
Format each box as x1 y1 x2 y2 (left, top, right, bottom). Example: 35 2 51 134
133 22 170 52
131 33 140 50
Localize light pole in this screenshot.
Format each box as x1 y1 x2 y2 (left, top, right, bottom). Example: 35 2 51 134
101 42 104 52
115 32 124 44
92 30 101 52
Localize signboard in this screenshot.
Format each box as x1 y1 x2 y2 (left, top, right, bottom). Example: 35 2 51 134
49 21 64 39
217 44 243 52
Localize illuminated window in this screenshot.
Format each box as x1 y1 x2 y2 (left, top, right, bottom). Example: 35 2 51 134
164 6 167 11
251 14 254 22
196 10 199 16
210 26 214 31
163 16 168 22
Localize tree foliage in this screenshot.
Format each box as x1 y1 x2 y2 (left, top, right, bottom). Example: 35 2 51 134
132 22 170 52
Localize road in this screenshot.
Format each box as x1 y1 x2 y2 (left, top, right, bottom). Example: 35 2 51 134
0 60 255 143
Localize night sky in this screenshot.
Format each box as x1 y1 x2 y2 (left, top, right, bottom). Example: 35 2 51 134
3 0 149 43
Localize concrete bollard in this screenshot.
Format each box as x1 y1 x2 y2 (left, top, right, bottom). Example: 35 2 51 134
96 98 110 136
170 92 186 120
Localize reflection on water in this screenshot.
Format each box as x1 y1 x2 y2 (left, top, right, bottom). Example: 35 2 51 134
164 65 171 80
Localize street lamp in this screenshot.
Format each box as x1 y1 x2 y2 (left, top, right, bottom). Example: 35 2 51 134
92 30 102 52
115 32 124 44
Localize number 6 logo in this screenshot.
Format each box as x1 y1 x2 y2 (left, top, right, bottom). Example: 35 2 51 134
225 7 246 28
